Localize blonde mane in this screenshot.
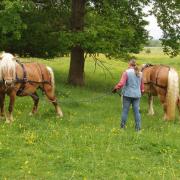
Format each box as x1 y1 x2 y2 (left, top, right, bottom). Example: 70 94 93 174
0 52 16 80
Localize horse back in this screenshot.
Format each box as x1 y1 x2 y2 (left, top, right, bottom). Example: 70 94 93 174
142 65 170 95
16 63 51 82
151 65 169 87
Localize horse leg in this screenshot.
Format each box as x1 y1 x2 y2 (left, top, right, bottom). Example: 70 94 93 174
6 91 16 123
148 94 154 115
43 84 63 117
29 92 39 115
17 85 39 115
0 93 5 120
158 94 167 120
176 96 180 121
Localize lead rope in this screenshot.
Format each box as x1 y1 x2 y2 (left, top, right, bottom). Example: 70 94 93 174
34 88 113 105
56 90 113 104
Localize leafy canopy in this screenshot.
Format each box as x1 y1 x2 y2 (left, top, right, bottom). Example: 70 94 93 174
0 0 179 57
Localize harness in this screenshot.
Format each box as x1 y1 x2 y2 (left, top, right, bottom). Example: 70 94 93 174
141 63 153 72
16 61 27 83
142 64 170 89
15 60 51 96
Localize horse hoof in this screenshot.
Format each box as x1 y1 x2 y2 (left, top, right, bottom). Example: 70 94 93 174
57 113 63 118
0 116 5 120
5 120 11 124
29 112 33 116
148 113 154 116
29 111 37 116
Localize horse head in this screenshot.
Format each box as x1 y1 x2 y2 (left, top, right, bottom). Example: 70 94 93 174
0 52 16 87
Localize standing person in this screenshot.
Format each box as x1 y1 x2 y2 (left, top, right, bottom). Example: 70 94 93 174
112 59 144 131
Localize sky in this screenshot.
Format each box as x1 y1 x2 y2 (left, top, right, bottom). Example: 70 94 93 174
145 14 163 39
143 5 163 40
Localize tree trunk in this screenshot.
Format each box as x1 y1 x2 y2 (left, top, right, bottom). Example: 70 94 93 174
68 0 86 86
68 46 85 86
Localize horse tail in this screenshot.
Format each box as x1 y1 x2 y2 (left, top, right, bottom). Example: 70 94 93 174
166 68 179 120
46 66 55 95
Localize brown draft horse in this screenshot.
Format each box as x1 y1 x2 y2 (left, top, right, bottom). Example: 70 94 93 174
0 52 63 123
141 64 180 120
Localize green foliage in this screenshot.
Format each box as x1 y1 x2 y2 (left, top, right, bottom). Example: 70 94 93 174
0 0 71 57
0 0 27 46
152 0 180 57
0 49 180 178
75 0 149 58
0 0 179 57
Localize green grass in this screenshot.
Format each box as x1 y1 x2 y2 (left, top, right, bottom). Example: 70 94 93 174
0 48 180 179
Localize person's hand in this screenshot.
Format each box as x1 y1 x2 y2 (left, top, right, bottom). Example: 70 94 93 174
112 88 117 94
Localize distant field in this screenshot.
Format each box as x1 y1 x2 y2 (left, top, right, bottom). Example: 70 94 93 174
0 48 180 179
142 47 164 54
138 47 180 67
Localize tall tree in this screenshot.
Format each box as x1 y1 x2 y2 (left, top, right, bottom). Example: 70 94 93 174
0 0 27 49
68 0 86 86
0 0 179 86
67 0 179 85
152 0 180 56
67 0 149 85
0 0 71 57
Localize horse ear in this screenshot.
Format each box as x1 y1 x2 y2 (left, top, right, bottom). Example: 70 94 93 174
0 51 5 59
12 58 16 61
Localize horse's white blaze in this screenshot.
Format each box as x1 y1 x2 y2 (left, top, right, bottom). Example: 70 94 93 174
0 52 16 81
166 68 179 120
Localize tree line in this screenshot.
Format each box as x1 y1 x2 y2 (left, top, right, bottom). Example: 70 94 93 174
0 0 179 85
147 40 162 47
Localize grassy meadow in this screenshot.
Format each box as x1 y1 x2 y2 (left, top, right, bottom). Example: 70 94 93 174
0 47 180 179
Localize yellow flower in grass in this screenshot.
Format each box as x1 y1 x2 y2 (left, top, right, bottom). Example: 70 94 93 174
130 156 139 160
24 160 29 165
111 128 120 135
24 131 38 145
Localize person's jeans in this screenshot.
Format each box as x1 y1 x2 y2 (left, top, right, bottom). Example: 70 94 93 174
121 96 141 131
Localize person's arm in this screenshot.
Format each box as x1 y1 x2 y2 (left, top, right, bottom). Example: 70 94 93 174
112 72 127 93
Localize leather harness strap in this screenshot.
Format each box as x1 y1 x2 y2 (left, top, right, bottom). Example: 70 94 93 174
143 81 167 89
15 60 51 96
16 60 27 83
142 64 170 89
